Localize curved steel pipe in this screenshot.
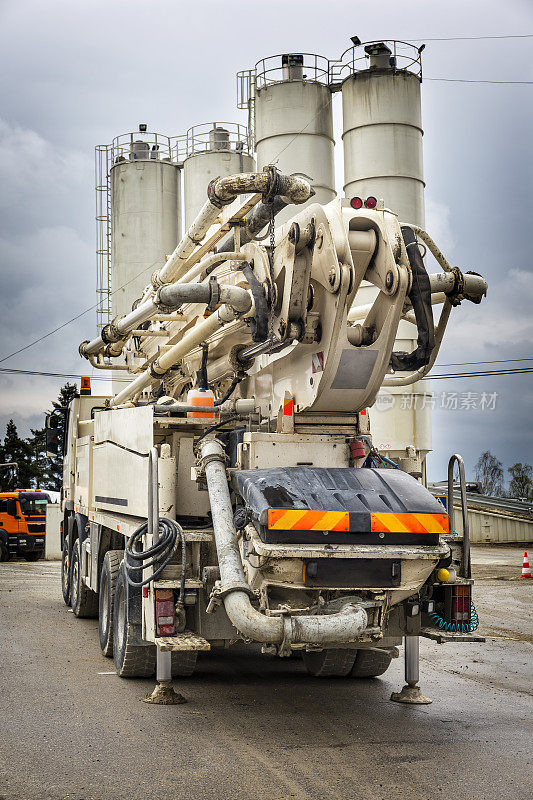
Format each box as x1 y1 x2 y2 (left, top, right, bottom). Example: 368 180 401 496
200 439 368 647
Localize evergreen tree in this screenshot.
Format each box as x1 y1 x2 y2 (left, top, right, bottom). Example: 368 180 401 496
0 419 37 490
45 382 79 490
15 382 80 492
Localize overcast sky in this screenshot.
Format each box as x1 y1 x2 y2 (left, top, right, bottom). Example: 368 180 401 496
0 0 531 483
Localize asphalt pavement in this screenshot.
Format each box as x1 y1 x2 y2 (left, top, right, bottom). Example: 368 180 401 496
0 548 531 800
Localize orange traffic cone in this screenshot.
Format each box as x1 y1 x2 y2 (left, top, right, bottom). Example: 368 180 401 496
521 552 532 579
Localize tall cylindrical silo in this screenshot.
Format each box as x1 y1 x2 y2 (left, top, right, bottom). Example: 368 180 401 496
341 41 424 226
253 53 336 226
341 42 431 470
183 123 255 230
109 129 182 321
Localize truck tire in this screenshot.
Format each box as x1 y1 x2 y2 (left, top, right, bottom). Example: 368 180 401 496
23 551 41 562
303 649 357 677
61 539 70 604
0 537 9 562
70 538 98 618
99 550 123 657
350 649 393 678
172 651 198 677
113 564 156 678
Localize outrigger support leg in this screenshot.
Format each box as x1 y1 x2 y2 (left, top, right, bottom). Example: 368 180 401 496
390 636 432 705
142 447 186 706
143 650 186 706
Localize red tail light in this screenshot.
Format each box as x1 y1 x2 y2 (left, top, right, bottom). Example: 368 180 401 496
452 584 471 625
155 588 175 636
364 196 377 209
350 196 363 209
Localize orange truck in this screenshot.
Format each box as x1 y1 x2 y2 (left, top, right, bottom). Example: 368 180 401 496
0 490 50 561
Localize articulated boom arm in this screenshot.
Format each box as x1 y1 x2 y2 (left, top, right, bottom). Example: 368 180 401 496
79 169 487 418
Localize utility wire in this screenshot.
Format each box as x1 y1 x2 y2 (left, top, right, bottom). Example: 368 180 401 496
408 34 533 42
0 255 164 365
434 358 533 368
426 78 533 84
1 365 532 383
429 368 533 379
0 367 131 383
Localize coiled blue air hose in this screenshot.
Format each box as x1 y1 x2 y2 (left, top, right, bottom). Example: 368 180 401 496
429 600 479 633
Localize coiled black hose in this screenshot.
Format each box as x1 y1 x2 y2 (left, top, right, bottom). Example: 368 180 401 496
124 517 187 602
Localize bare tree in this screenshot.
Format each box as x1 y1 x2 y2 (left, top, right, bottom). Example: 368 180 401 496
474 451 504 496
508 463 533 500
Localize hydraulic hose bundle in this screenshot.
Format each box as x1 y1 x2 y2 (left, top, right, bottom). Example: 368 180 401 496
124 517 187 603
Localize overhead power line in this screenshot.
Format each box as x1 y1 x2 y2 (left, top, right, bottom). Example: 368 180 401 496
429 368 533 380
426 77 533 84
1 365 532 384
0 255 165 365
434 358 533 368
0 367 130 383
408 34 533 42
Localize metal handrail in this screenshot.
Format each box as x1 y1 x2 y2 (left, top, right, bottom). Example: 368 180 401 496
110 131 175 163
254 52 331 91
238 41 423 109
185 122 252 158
330 40 423 84
447 454 471 579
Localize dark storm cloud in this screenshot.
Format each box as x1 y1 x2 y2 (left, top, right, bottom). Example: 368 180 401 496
0 0 531 482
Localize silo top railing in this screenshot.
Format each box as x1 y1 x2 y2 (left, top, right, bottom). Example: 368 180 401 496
254 53 331 90
185 122 252 159
109 132 175 164
237 42 423 107
329 40 423 86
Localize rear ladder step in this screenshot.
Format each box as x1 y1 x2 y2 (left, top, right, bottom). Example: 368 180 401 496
155 631 211 652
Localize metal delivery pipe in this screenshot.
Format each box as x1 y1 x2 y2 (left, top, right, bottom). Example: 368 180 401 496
200 439 368 647
82 170 311 359
81 278 252 359
109 305 238 407
157 283 252 314
155 170 311 289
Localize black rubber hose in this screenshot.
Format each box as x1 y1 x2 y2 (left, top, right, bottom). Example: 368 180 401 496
124 517 186 599
194 414 240 447
213 373 244 406
239 262 269 342
390 226 435 371
198 344 209 390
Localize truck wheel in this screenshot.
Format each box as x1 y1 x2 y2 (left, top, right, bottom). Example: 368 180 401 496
113 564 155 678
23 551 41 562
350 649 393 678
70 538 98 618
61 539 70 605
303 649 356 677
99 550 123 657
0 539 9 562
172 652 197 677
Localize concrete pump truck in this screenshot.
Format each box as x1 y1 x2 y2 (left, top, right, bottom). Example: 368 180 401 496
47 40 486 703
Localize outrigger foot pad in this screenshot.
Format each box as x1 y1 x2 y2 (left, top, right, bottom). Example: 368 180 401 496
142 680 187 705
390 682 432 705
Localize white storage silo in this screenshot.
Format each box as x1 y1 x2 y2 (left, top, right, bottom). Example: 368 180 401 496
253 53 336 226
341 42 431 471
183 123 255 230
342 41 425 226
109 129 182 321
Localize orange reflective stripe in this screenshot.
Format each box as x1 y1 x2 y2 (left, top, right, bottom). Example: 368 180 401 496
268 509 349 531
283 398 294 416
371 512 449 534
